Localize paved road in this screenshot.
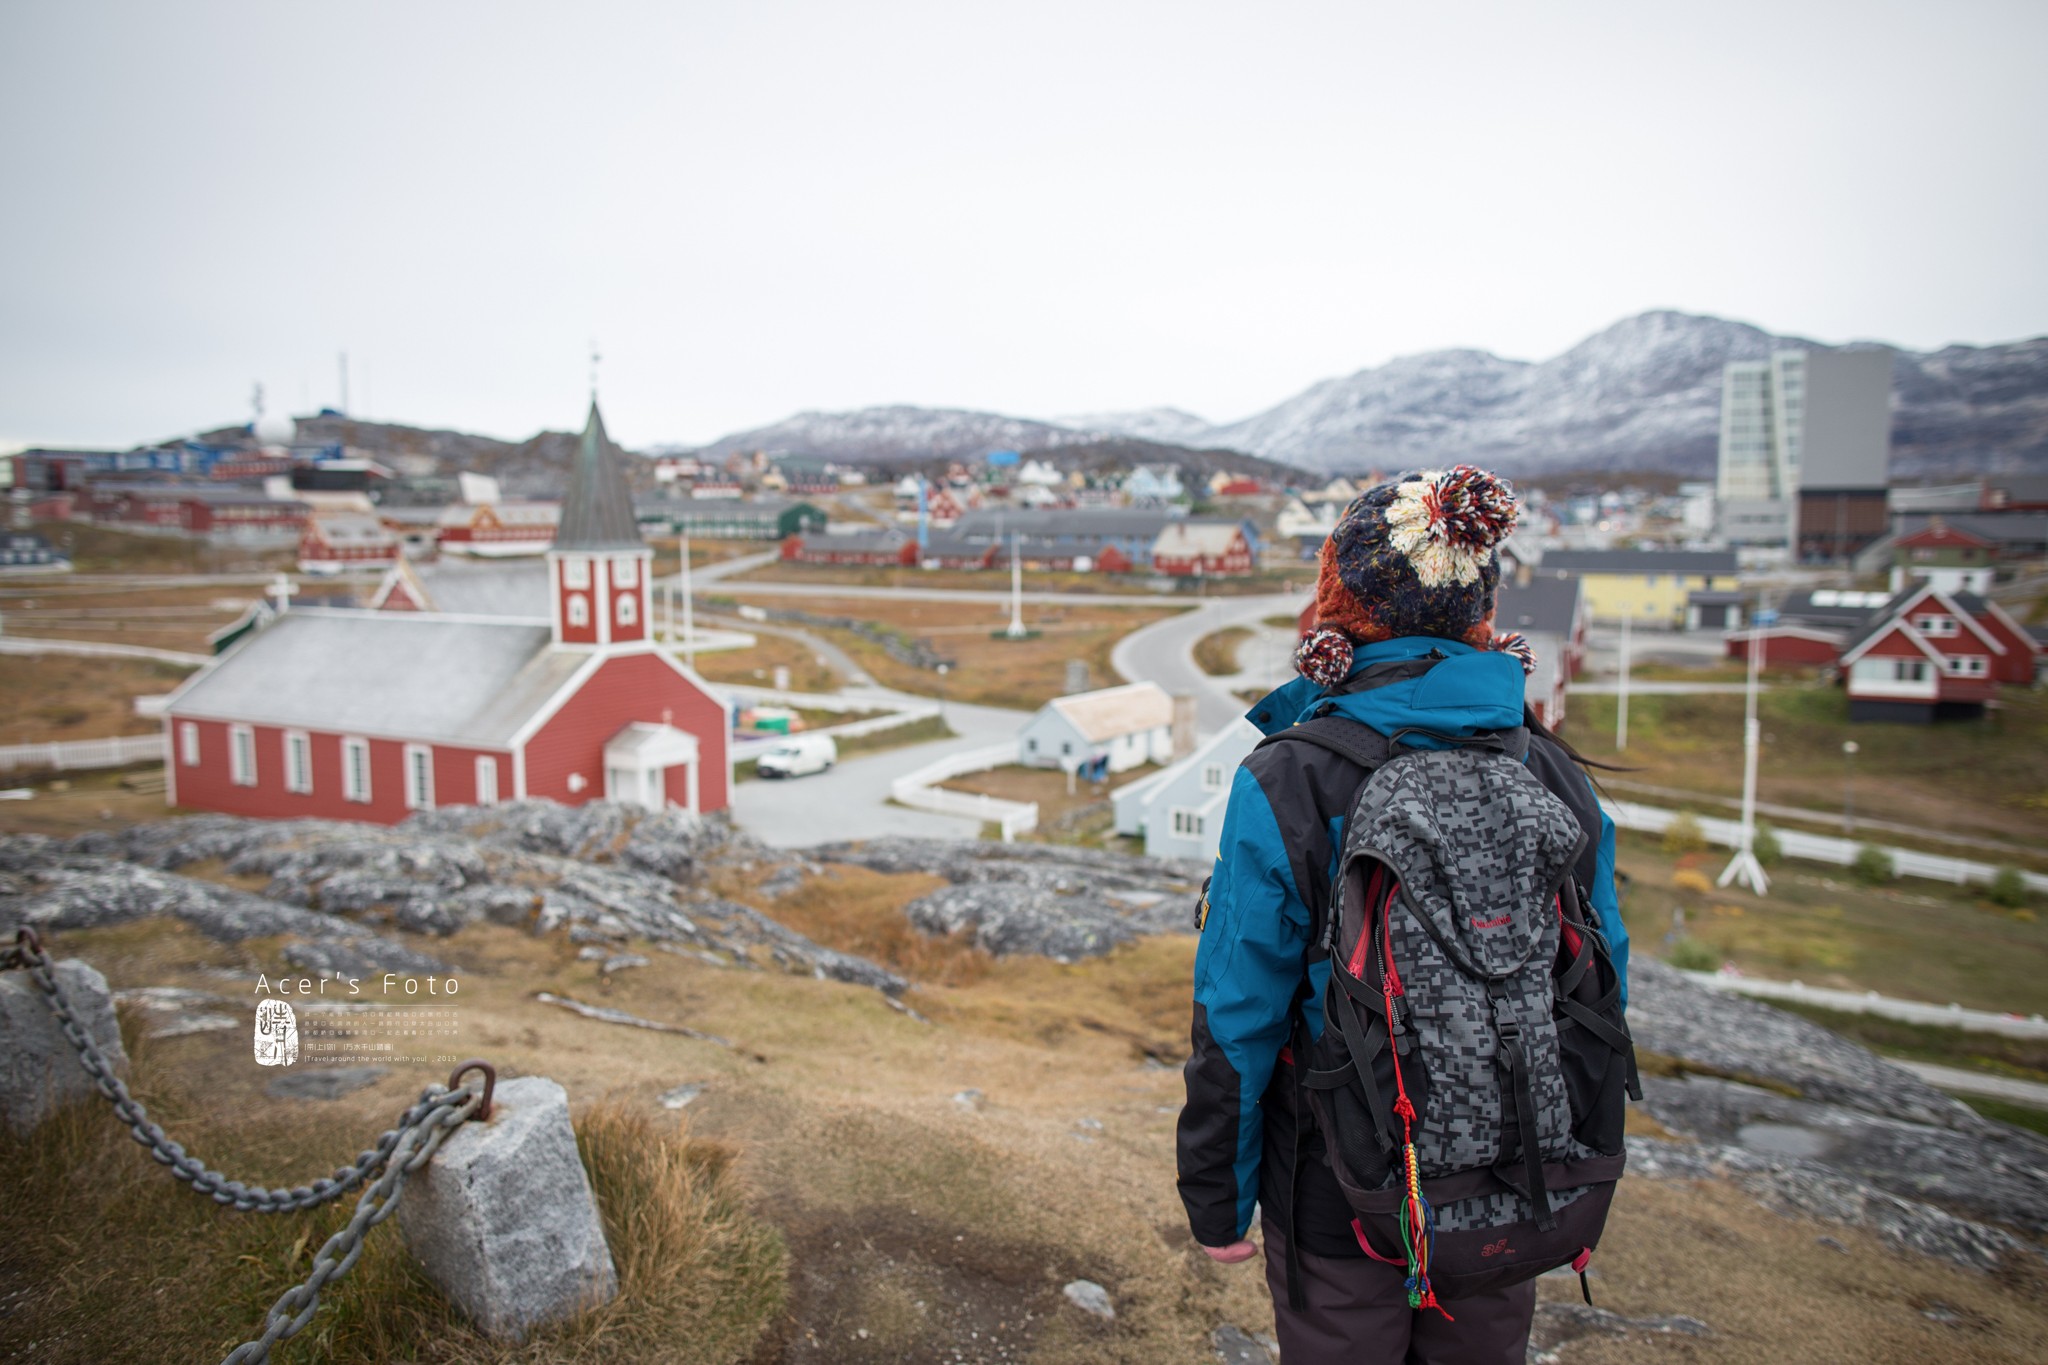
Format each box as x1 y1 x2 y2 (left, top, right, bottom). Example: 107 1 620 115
1569 680 1765 696
728 689 1028 847
1110 593 1305 732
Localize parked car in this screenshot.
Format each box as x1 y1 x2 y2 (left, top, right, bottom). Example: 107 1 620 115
755 733 836 779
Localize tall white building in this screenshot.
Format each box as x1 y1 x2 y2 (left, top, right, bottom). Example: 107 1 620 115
1715 348 1889 552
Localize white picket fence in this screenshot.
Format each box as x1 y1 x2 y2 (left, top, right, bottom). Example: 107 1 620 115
1679 970 2048 1039
0 733 165 774
889 741 1037 842
0 636 209 667
1601 798 2048 894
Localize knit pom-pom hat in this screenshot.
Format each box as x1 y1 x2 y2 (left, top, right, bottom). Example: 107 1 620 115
1293 465 1522 686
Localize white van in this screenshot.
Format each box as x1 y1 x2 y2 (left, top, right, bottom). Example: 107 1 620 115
755 733 837 779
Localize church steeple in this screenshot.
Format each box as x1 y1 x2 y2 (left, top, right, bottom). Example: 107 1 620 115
549 400 651 647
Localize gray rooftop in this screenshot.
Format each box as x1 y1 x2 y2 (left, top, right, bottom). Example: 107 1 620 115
1493 570 1582 636
410 558 551 618
952 507 1185 541
171 609 579 748
555 402 646 552
1539 549 1739 575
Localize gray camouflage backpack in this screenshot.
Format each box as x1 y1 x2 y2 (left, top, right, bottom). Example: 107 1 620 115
1279 718 1637 1314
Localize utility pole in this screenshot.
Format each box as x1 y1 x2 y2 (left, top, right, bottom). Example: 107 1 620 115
1718 598 1772 896
680 534 696 668
1005 531 1028 638
1615 613 1632 751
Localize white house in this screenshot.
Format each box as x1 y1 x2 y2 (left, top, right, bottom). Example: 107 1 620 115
1111 720 1260 861
1017 681 1174 775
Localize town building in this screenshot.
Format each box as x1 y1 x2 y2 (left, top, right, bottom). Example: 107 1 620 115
1715 347 1892 555
1125 465 1185 503
81 481 307 543
1017 681 1175 775
1888 512 2048 593
162 402 730 824
0 531 72 574
1535 549 1739 627
638 497 826 541
1837 583 2041 722
1110 721 1259 861
298 511 402 575
781 530 912 568
1151 521 1255 577
1493 567 1588 728
434 500 560 557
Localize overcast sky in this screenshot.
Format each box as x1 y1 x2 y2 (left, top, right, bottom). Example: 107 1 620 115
3 0 2044 451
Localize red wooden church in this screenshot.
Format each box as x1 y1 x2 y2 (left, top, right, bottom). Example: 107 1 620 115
163 403 731 823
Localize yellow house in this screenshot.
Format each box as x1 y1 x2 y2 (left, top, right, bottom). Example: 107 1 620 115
1535 550 1740 627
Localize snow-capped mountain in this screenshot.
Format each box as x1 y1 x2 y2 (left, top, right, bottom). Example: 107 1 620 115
693 405 1096 465
686 312 2048 478
1051 406 1220 448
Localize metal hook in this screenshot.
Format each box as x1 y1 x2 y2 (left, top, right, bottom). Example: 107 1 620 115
446 1058 496 1121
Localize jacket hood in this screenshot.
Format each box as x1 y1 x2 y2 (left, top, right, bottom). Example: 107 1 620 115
1244 635 1526 746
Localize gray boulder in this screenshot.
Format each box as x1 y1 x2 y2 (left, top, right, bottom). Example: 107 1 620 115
2 958 126 1135
398 1075 618 1340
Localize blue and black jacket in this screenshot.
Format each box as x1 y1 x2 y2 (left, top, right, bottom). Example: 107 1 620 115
1174 636 1629 1255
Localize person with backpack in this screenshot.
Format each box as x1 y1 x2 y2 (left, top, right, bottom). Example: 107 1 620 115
1176 466 1637 1364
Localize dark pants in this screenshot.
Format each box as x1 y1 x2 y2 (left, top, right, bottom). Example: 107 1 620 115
1261 1218 1536 1365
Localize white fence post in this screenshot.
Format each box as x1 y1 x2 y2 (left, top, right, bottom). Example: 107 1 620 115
0 733 166 774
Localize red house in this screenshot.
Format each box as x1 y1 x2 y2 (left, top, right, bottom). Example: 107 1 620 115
1152 521 1254 577
435 501 559 557
780 531 913 567
299 511 401 575
1838 583 2042 722
163 403 730 823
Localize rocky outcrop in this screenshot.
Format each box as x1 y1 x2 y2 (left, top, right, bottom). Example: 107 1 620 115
1623 961 2048 1270
0 806 904 997
816 837 1199 960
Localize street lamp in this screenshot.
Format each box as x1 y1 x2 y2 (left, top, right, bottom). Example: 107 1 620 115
1842 740 1859 833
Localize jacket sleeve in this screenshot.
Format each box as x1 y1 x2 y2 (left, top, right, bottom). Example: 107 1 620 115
1589 799 1630 1007
1176 766 1313 1246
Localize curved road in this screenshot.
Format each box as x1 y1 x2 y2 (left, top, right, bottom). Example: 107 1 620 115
1110 593 1305 733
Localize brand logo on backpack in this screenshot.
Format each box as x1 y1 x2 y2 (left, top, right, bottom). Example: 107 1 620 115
1469 912 1511 930
1480 1238 1513 1257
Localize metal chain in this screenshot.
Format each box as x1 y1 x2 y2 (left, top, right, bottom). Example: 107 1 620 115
2 928 460 1214
4 927 498 1365
220 1084 483 1365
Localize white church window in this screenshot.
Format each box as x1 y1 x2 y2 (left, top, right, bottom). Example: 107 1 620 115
612 556 638 587
562 557 590 589
179 722 200 766
404 745 434 810
285 731 312 793
343 738 372 802
567 593 589 628
617 592 637 627
230 725 256 786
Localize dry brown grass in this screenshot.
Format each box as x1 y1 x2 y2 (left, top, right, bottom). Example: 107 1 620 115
1191 626 1251 677
715 864 990 988
0 579 268 653
0 654 192 742
939 762 1156 828
688 633 839 694
764 596 1184 711
0 1011 784 1365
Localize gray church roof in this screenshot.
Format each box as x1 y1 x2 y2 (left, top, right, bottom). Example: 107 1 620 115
555 402 646 553
170 609 581 748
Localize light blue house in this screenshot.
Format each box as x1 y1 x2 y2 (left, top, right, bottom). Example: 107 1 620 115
1125 464 1185 503
1110 720 1260 862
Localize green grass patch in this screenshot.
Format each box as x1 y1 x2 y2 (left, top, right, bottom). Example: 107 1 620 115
1572 683 2048 849
1762 1001 2048 1082
1960 1095 2048 1138
1614 831 2048 1015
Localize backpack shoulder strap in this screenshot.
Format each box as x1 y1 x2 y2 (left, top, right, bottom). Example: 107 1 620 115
1254 713 1396 770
